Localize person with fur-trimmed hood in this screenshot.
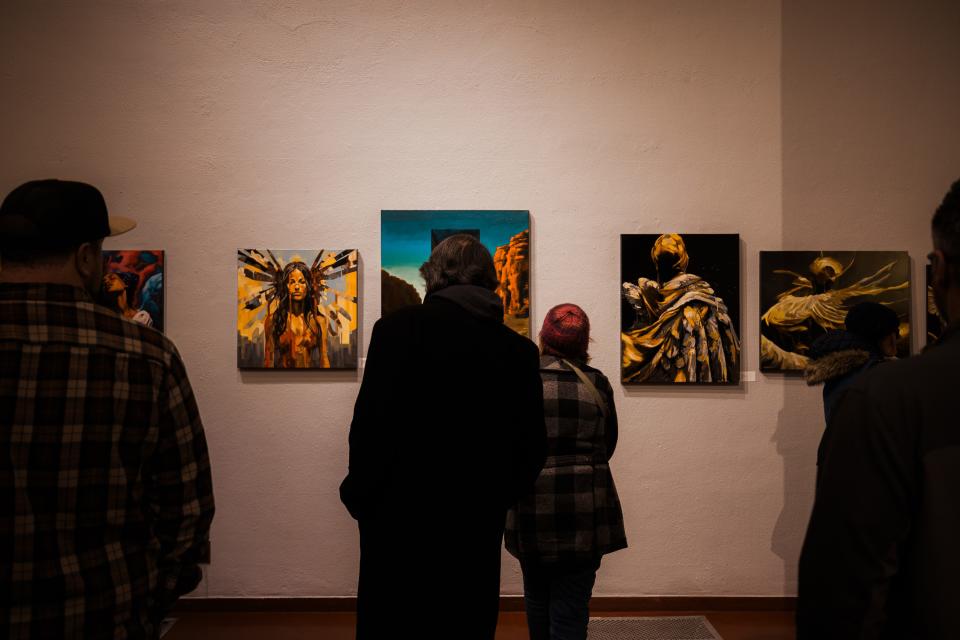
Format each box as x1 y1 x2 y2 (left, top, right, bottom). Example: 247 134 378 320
797 178 960 639
804 301 900 424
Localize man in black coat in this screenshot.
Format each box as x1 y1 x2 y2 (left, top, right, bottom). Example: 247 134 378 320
340 234 547 639
797 179 960 638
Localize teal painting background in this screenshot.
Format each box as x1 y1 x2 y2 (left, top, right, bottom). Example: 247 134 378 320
381 210 529 300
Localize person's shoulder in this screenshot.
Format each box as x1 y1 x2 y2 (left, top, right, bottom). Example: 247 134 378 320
374 303 429 330
87 303 184 370
851 343 954 407
580 361 613 383
860 349 933 387
496 324 538 358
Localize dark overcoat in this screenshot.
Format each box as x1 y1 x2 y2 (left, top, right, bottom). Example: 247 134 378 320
340 290 547 639
505 356 627 565
798 323 960 638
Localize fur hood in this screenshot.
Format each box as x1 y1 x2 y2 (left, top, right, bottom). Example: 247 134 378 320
805 349 872 385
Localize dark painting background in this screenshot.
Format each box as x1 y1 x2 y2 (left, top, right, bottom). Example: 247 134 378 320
620 234 741 337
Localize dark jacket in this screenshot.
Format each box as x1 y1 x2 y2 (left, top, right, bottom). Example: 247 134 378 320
805 330 886 424
797 323 960 639
340 286 547 639
505 356 627 565
803 329 884 422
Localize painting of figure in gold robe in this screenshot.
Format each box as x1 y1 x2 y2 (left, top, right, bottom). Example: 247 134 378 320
237 249 359 369
759 251 910 372
621 234 740 384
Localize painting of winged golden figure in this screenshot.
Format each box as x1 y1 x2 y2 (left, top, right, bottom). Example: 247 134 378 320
759 251 910 372
621 233 740 384
237 249 359 369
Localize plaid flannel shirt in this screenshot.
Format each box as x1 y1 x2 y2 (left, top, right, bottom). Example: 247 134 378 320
0 284 214 639
505 355 627 565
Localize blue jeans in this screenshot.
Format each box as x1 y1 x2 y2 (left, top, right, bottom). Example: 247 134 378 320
520 561 598 640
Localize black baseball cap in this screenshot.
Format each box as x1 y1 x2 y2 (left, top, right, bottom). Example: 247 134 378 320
0 179 136 250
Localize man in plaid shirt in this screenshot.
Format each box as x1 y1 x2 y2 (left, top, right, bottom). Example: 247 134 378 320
0 180 215 639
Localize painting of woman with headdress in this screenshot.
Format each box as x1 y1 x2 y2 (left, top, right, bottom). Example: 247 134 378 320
237 249 359 369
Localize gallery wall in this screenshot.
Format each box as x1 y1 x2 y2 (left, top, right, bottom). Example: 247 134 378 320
1 0 958 599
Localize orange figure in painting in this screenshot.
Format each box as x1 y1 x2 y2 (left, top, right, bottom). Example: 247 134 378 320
102 271 155 328
263 261 329 368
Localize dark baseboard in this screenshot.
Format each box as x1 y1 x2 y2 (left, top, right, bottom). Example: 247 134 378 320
174 596 796 614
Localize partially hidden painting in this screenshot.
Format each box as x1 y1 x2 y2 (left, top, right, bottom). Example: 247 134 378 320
760 251 910 372
620 234 740 384
927 265 945 345
381 210 530 336
237 249 359 369
101 250 165 331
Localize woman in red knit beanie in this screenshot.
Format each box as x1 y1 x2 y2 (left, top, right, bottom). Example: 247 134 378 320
506 303 627 640
538 303 591 362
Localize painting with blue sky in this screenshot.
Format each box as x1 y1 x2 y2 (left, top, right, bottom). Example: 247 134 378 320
381 210 531 335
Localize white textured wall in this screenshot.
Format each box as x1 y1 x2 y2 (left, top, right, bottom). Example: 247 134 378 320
1 0 956 598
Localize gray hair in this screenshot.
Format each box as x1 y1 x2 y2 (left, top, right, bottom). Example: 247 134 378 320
419 234 498 295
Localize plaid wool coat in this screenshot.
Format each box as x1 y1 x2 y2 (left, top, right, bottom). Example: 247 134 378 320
505 355 627 564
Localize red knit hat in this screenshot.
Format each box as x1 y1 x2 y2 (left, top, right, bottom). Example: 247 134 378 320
540 303 590 360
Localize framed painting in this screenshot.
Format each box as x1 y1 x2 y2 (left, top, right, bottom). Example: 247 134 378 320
101 250 165 331
381 210 530 336
237 249 359 369
620 233 740 384
759 250 910 372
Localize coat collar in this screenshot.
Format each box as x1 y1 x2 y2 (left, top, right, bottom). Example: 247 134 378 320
540 354 589 372
426 285 504 323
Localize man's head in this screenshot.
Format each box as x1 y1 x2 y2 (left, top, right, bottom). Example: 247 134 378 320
845 301 900 358
419 233 498 296
0 180 135 295
931 179 960 324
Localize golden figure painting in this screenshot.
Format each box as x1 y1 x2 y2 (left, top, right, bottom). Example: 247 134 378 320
759 251 910 372
237 249 359 369
621 234 740 384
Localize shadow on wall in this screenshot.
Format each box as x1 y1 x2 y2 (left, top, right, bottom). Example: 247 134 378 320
770 379 819 593
774 0 960 594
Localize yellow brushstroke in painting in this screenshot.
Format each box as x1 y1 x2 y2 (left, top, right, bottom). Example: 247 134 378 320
316 250 359 346
236 252 309 342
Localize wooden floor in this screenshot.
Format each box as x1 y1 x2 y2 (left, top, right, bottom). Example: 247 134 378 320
166 611 795 640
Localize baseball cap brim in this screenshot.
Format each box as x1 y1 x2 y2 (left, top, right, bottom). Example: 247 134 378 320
108 216 137 237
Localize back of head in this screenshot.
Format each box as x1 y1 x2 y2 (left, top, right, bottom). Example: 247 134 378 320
844 301 899 346
419 233 498 295
540 303 591 361
933 179 960 284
